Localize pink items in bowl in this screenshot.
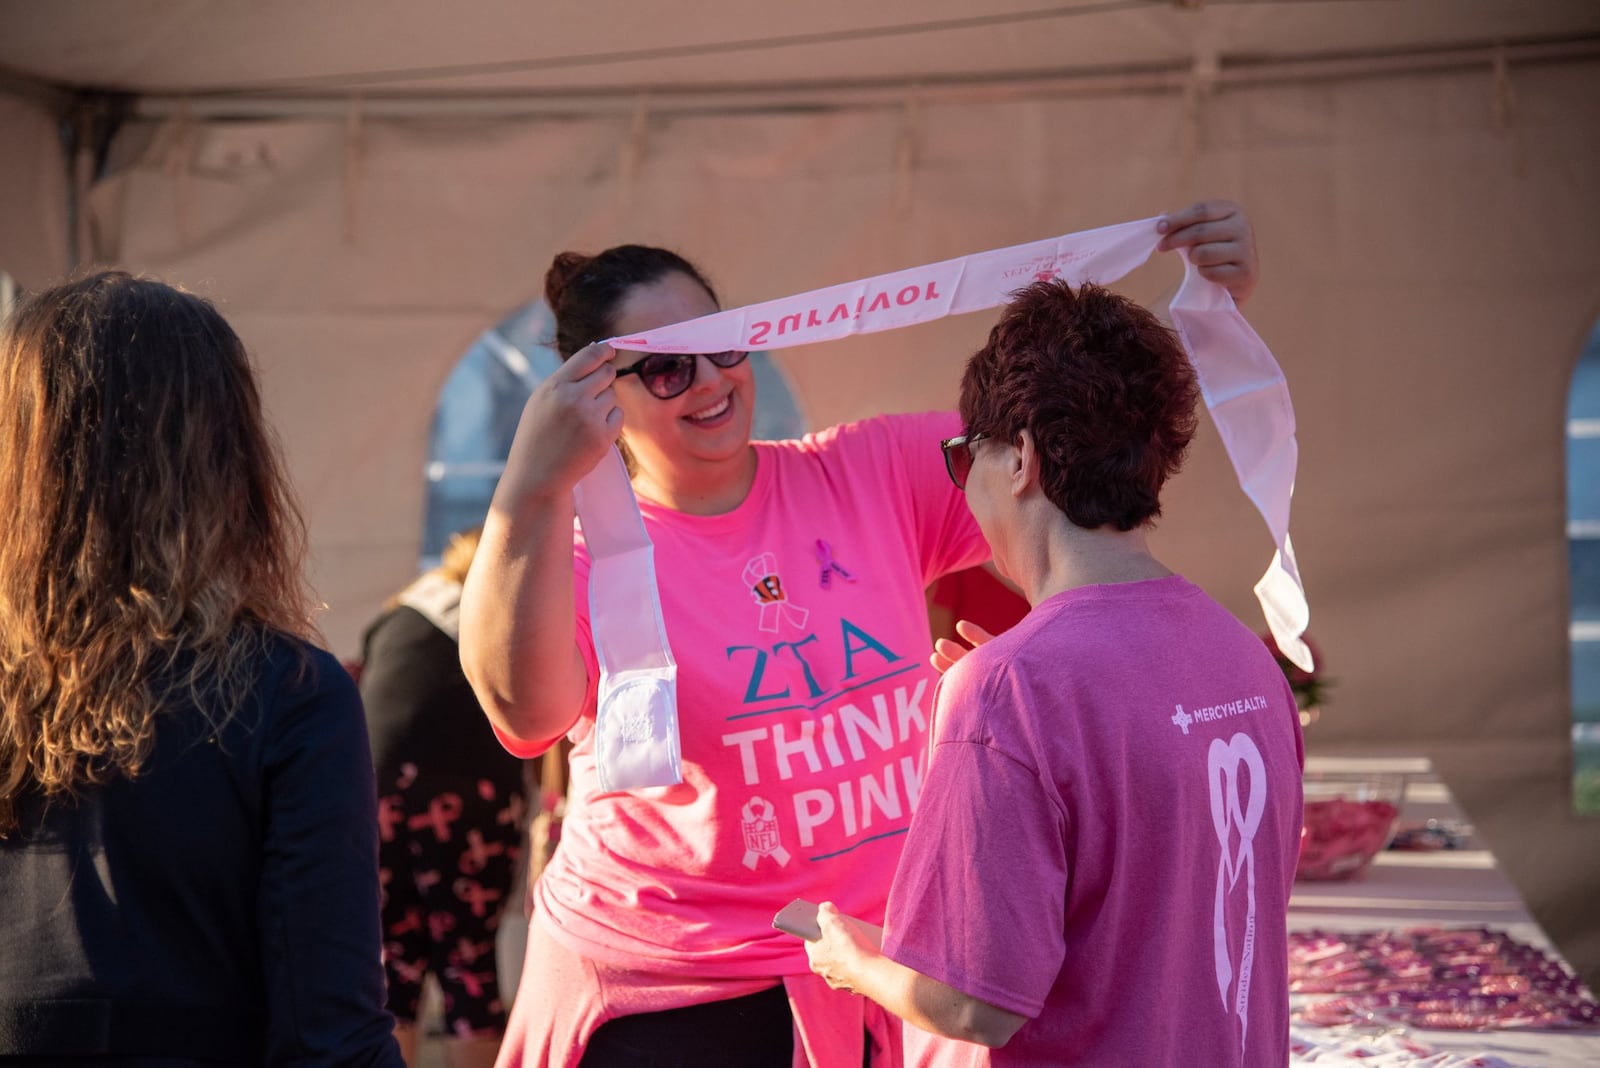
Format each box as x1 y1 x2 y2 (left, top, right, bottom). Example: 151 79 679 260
1296 771 1404 881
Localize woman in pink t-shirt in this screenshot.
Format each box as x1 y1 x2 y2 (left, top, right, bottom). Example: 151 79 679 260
803 280 1304 1066
458 203 1262 1068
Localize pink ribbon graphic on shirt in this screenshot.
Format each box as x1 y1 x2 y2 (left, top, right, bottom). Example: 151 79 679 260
458 829 505 875
815 539 857 590
743 553 810 633
1208 733 1267 1057
740 797 791 869
406 793 463 842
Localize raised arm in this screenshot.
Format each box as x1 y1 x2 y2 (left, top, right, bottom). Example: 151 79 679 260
1157 199 1260 304
458 342 622 753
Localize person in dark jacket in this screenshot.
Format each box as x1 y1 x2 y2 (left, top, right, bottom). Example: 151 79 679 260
0 272 404 1066
359 526 527 1067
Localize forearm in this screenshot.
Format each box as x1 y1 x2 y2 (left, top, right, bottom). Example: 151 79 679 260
846 948 1027 1049
458 492 588 750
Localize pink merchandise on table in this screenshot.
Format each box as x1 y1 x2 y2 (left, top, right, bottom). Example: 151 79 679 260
1290 927 1600 1032
1289 1027 1520 1066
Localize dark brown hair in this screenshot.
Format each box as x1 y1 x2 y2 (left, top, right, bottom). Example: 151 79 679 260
0 272 317 833
958 279 1199 531
544 245 718 358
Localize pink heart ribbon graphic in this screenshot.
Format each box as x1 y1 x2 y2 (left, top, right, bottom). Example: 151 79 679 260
1208 732 1268 1056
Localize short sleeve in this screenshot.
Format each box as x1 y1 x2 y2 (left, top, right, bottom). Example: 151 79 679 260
882 736 1069 1019
865 411 991 584
258 647 403 1065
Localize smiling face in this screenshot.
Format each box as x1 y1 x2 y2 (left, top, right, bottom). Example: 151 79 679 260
610 270 757 496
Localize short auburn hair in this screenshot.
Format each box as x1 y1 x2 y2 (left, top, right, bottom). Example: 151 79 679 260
958 279 1199 531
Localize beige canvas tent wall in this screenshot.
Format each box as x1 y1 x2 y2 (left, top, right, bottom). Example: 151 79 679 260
3 0 1600 988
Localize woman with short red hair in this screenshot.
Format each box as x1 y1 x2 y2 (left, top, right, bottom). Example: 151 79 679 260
806 280 1305 1067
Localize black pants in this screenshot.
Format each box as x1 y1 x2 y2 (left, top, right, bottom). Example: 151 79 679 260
577 985 794 1068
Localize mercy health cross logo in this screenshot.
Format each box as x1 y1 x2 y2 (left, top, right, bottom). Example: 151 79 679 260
1172 695 1269 736
740 797 791 869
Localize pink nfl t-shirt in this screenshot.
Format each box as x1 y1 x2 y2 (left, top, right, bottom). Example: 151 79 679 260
884 576 1304 1068
531 411 989 978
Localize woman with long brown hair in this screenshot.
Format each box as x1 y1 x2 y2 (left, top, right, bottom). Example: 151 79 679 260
0 272 403 1065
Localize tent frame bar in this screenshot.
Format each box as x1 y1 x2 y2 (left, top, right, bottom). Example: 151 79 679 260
128 35 1600 120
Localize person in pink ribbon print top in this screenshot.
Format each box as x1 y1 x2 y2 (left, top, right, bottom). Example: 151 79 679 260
803 279 1304 1066
458 202 1262 1068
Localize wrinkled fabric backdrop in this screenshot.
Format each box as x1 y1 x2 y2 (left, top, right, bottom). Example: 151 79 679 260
2 6 1598 993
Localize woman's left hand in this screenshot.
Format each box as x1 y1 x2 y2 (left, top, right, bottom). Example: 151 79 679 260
805 902 884 994
1157 200 1259 304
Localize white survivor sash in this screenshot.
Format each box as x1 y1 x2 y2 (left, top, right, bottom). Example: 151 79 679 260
575 215 1311 793
572 450 683 793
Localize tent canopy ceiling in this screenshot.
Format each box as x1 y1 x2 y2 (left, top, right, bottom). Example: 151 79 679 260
3 0 1600 996
2 0 1598 101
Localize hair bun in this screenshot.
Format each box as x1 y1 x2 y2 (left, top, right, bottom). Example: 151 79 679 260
544 251 593 311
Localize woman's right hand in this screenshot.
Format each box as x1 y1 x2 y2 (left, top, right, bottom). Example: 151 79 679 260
929 619 995 675
499 341 623 500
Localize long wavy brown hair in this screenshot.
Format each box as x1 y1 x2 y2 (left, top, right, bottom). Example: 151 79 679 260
0 272 318 834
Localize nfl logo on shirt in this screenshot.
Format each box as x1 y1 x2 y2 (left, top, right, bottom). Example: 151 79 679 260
740 797 791 869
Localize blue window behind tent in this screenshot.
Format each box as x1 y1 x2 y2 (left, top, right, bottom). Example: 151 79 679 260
422 300 806 566
1570 320 1600 814
422 302 561 565
746 349 807 441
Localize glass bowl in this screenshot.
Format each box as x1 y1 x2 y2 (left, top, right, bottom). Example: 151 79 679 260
1296 771 1405 881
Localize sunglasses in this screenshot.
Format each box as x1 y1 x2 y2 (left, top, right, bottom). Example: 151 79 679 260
939 431 989 490
613 350 750 400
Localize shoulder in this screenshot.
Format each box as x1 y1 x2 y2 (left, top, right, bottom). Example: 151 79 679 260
363 604 452 657
258 632 361 718
361 605 407 648
933 638 1028 746
187 632 364 769
758 412 960 494
933 605 1097 744
790 410 959 457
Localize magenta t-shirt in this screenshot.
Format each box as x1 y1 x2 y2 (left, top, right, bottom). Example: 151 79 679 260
532 411 990 978
884 577 1304 1067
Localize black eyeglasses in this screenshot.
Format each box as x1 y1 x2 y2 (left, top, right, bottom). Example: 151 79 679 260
940 431 988 490
613 350 750 400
